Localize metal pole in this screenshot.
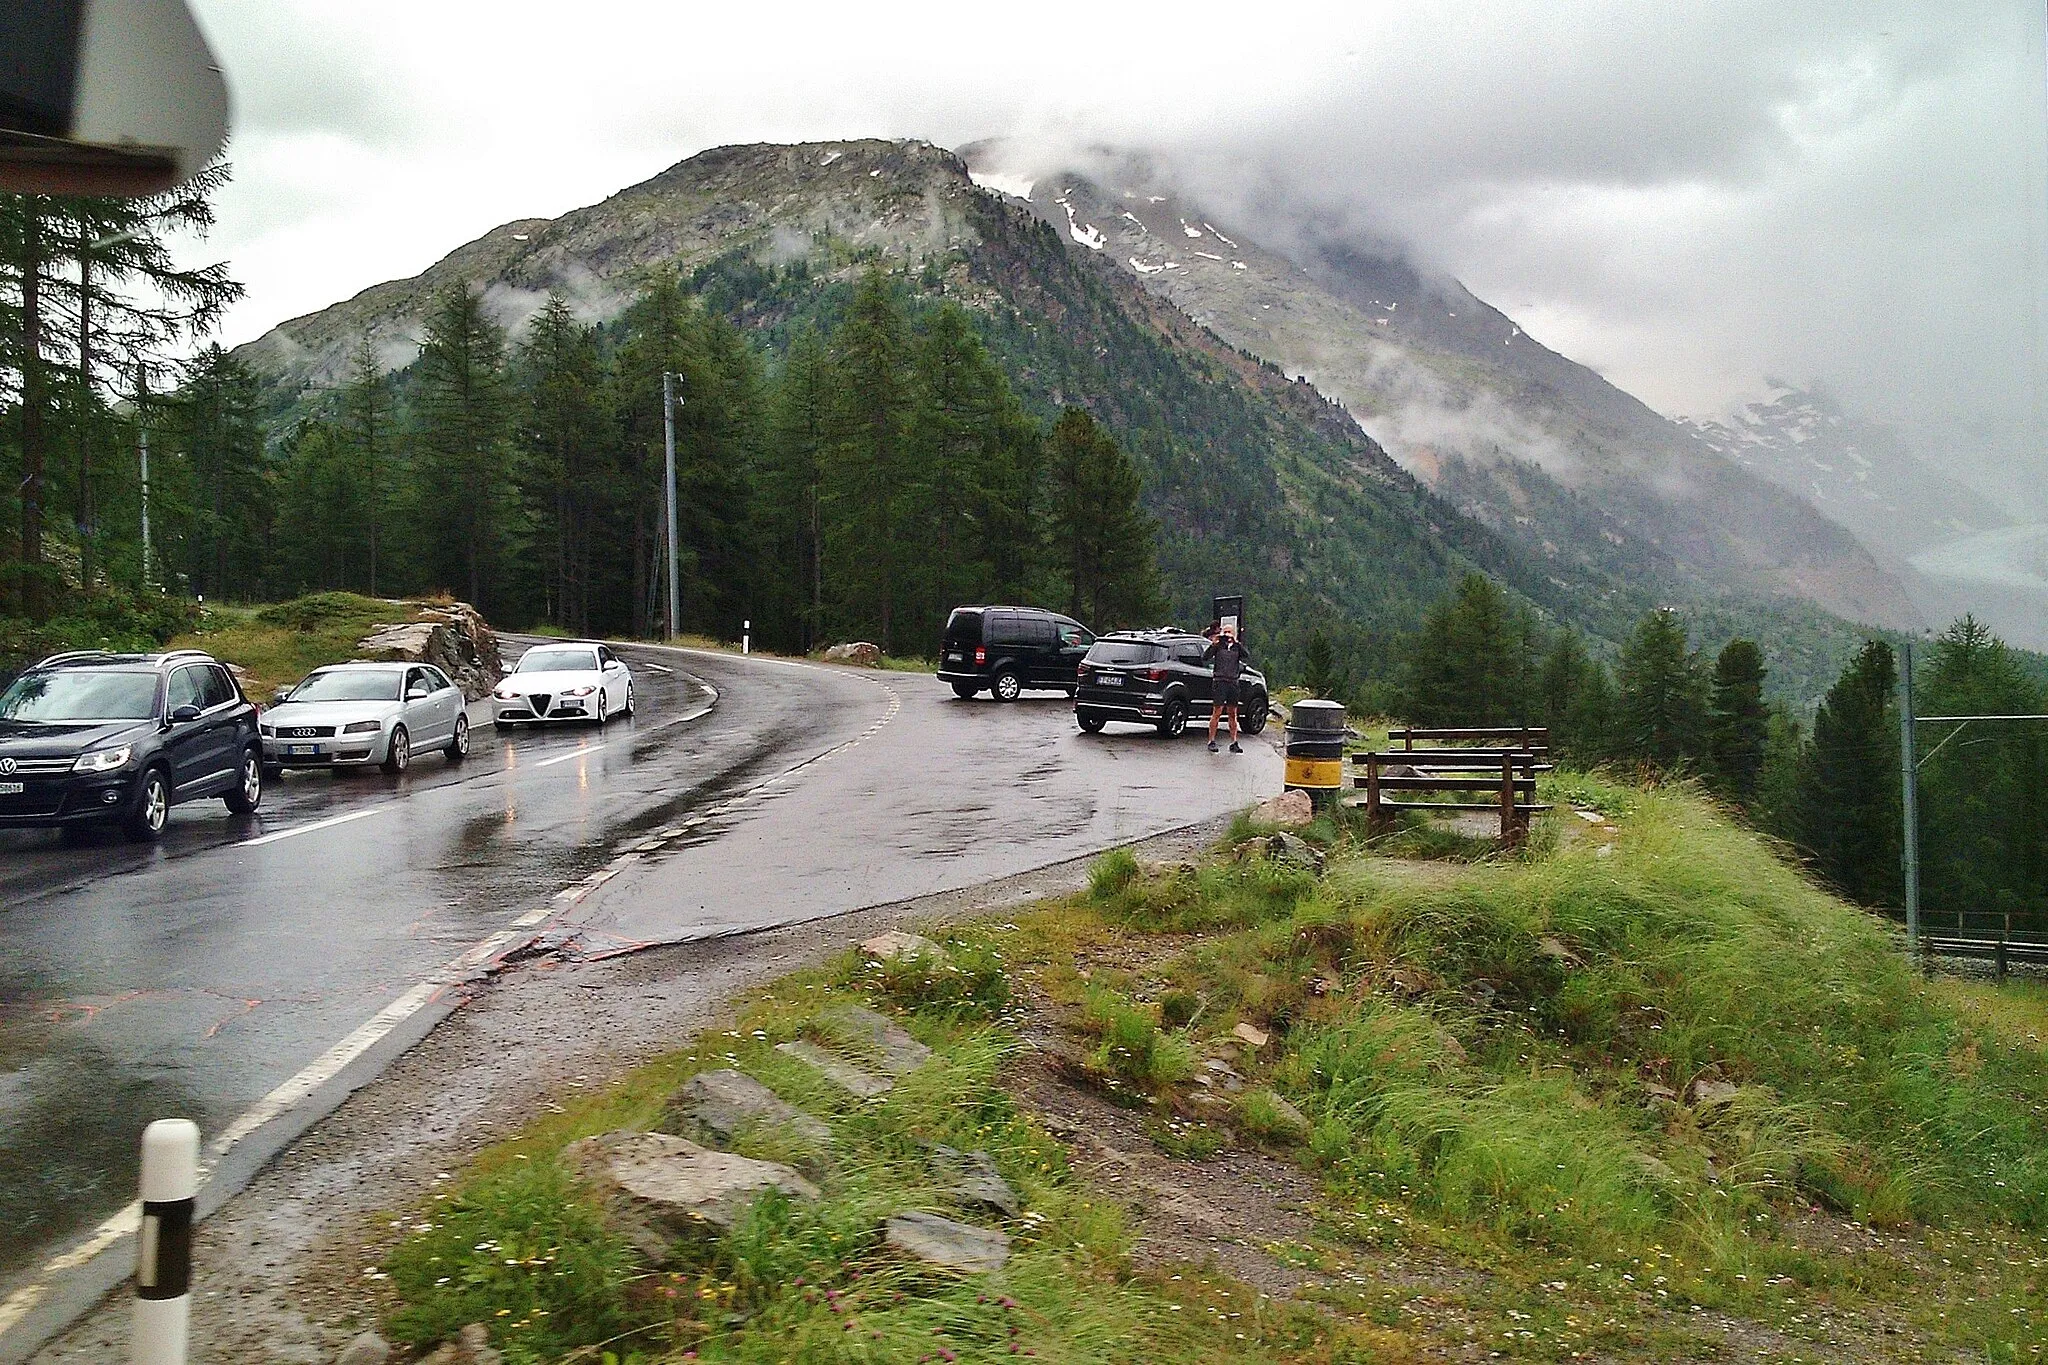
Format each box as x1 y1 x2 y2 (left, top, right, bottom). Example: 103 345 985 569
137 372 152 591
1899 640 1919 956
133 1118 197 1364
661 371 680 642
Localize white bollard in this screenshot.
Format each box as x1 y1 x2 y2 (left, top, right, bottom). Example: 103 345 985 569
133 1119 198 1365
742 620 751 655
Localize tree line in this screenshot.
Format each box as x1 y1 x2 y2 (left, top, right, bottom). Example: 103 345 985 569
1366 572 2048 928
4 173 1161 660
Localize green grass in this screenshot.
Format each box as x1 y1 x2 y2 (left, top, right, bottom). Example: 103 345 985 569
374 777 2048 1362
170 591 413 693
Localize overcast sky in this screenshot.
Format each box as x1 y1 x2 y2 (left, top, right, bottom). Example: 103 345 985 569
186 1 2047 509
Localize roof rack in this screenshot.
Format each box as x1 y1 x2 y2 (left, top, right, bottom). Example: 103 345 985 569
158 648 214 662
33 649 114 667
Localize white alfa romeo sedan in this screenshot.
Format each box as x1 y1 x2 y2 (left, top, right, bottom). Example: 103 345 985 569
262 661 470 775
492 642 634 729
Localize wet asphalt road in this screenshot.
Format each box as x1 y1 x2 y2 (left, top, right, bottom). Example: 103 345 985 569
0 642 1278 1292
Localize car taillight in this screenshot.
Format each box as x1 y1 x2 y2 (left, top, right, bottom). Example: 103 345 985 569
974 646 986 665
1078 662 1087 677
1148 667 1166 682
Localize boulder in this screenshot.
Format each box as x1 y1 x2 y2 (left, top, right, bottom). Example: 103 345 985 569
562 1130 819 1258
883 1211 1011 1273
335 1332 392 1365
1687 1078 1742 1109
861 930 947 964
930 1145 1021 1217
356 600 503 700
823 1004 933 1075
1240 1089 1310 1142
822 641 882 667
666 1069 831 1147
1263 832 1324 873
416 1324 500 1365
775 1040 892 1097
1248 789 1314 828
1232 1021 1270 1049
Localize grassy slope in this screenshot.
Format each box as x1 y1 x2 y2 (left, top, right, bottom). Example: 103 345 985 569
169 592 438 694
369 779 2047 1362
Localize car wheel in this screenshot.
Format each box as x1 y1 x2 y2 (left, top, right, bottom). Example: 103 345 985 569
623 684 635 718
951 681 979 700
224 746 263 814
382 726 411 775
991 669 1022 703
1077 710 1107 734
447 713 470 762
594 691 608 727
1240 694 1270 736
1157 696 1189 738
123 767 170 842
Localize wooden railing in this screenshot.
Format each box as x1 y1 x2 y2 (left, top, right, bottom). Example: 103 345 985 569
1350 732 1553 845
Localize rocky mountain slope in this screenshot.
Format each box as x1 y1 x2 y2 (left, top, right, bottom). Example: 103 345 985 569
233 139 1906 695
958 147 1919 632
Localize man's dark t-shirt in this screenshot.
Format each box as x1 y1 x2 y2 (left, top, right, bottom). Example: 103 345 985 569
1204 637 1252 701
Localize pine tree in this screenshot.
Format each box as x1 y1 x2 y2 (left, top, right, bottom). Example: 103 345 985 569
1708 638 1770 805
1300 626 1350 701
164 345 268 599
1615 609 1708 769
1793 640 1900 905
411 285 510 611
762 324 833 651
513 296 607 632
1539 629 1614 761
1403 572 1537 727
340 336 392 595
822 268 911 650
1044 408 1159 629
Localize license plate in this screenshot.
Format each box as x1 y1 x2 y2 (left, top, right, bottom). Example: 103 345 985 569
944 653 962 663
288 744 318 756
0 782 21 796
1097 673 1123 686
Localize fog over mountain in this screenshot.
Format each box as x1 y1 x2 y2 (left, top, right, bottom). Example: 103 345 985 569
185 2 2044 514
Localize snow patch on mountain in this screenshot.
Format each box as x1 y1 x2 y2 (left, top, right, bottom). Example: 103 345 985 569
968 168 1033 200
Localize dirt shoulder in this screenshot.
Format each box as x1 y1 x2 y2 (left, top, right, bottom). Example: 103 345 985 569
32 818 1233 1364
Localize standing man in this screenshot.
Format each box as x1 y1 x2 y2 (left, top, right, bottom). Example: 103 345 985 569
1204 625 1252 754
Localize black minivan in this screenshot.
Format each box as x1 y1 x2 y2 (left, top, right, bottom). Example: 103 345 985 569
939 606 1096 701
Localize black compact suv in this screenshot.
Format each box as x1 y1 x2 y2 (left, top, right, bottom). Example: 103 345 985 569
1073 629 1272 738
939 606 1096 702
0 649 264 842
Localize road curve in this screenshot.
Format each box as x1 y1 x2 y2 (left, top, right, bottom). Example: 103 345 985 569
0 640 1278 1353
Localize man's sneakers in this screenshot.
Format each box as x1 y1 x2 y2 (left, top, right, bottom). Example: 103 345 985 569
1207 740 1220 753
1229 742 1244 754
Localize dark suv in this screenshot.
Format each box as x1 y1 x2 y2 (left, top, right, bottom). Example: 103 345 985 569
0 649 264 841
939 606 1096 702
1073 629 1272 738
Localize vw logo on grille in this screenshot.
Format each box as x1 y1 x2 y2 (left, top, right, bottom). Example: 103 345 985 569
0 758 15 776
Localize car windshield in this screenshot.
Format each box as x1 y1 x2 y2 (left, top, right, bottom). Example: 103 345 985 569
287 670 402 703
0 669 158 722
1085 641 1164 665
517 648 597 673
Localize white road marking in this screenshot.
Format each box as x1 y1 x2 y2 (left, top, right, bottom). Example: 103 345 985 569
236 806 388 848
7 642 892 1348
648 699 715 730
641 663 673 674
533 744 604 769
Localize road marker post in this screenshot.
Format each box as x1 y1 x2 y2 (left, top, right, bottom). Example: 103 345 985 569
134 1119 198 1364
743 620 751 655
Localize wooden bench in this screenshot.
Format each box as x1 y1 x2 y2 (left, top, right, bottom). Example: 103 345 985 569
1389 725 1549 756
1348 742 1551 846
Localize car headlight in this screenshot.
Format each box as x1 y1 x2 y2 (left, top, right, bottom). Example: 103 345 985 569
73 744 133 774
493 687 519 701
560 684 596 697
259 723 273 736
343 720 383 734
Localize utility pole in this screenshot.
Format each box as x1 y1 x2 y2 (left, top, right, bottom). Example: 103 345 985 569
137 362 153 590
661 371 681 641
1897 640 1919 956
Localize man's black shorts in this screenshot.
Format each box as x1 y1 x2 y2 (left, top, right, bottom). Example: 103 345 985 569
1213 679 1241 707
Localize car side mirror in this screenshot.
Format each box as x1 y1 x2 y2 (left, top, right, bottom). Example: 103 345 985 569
168 703 202 724
272 686 294 705
406 683 431 700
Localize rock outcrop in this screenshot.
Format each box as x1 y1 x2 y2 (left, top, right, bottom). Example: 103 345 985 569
884 1211 1011 1272
562 1130 819 1258
822 641 881 666
356 600 503 699
665 1069 832 1147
